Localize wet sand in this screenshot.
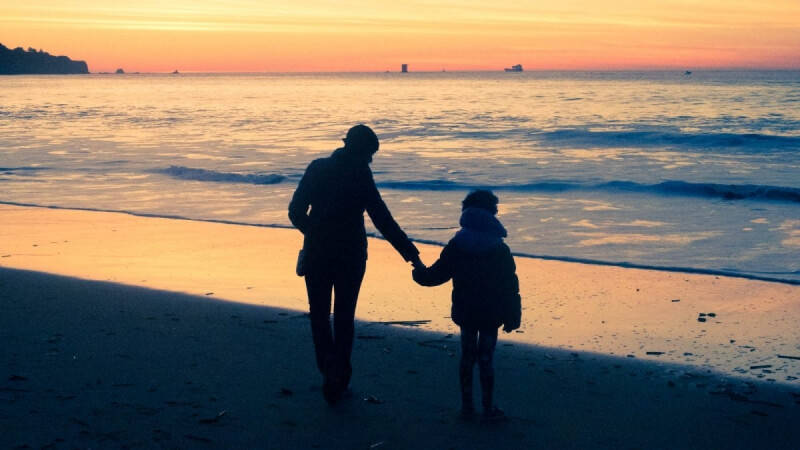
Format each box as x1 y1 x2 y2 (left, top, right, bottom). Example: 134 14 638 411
1 204 798 448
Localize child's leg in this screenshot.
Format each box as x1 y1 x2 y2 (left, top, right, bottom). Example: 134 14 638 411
459 327 479 413
477 327 499 414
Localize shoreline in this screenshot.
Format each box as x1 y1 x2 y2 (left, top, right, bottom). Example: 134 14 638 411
4 201 797 287
2 203 799 384
2 204 799 447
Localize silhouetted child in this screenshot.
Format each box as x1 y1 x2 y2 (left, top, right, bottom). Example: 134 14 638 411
413 190 521 420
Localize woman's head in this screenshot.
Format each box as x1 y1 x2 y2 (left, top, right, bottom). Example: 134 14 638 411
462 189 499 215
343 124 379 161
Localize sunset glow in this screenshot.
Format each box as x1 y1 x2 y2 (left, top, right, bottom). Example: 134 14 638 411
2 0 799 72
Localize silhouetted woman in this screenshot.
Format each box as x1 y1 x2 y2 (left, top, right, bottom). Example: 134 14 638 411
289 124 423 405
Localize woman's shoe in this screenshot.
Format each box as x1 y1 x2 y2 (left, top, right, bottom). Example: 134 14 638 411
322 375 343 405
460 404 476 421
322 359 343 405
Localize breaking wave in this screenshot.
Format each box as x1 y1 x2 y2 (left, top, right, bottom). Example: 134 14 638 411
610 180 800 203
156 166 285 185
152 165 800 204
377 179 800 203
534 128 800 150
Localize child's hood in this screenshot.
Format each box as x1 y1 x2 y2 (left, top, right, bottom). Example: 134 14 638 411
452 207 507 253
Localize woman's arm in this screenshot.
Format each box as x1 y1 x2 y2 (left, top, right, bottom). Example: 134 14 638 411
287 161 318 233
364 169 420 262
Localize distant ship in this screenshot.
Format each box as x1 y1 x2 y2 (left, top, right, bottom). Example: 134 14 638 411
684 70 692 75
504 64 523 72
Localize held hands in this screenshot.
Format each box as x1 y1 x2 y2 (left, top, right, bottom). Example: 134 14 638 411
410 255 425 270
410 256 426 284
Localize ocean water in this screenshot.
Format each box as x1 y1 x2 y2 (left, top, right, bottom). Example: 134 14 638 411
1 71 799 283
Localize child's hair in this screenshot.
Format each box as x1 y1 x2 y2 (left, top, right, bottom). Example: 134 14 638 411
462 189 499 214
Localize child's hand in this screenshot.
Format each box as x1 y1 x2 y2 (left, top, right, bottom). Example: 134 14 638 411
503 318 520 333
411 267 425 284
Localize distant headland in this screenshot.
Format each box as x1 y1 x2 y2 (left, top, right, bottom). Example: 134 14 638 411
0 43 89 75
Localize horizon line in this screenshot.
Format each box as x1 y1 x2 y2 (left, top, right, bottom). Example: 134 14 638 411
83 67 800 75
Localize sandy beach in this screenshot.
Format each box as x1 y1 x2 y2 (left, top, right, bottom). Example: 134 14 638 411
1 203 799 449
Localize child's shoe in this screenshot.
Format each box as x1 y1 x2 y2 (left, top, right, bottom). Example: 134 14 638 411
459 404 476 421
482 405 507 422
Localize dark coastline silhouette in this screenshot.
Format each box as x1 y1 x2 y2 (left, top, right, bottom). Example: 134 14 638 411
0 43 89 75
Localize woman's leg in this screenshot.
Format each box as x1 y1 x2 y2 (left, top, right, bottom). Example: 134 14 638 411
304 269 335 374
330 258 366 386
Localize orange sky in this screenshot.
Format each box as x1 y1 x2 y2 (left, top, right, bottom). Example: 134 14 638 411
2 0 798 73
